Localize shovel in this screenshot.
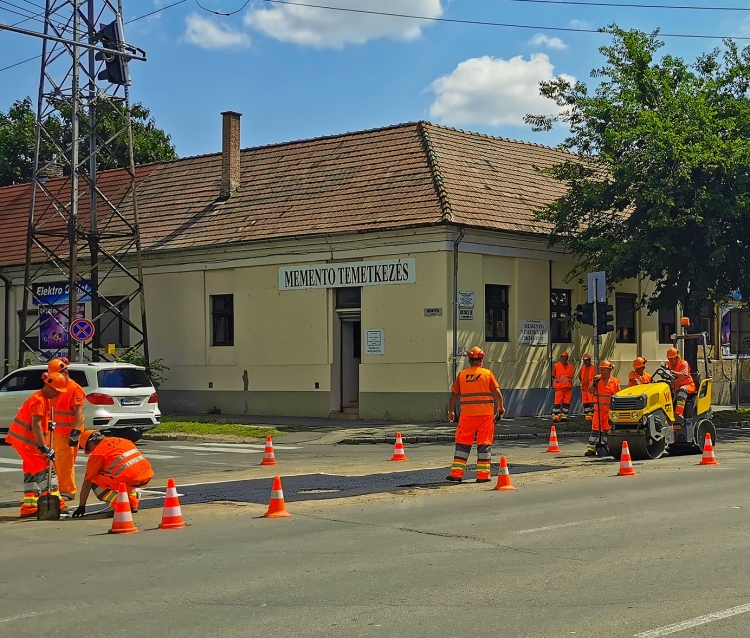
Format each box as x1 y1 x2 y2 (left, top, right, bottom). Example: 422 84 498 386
37 409 61 521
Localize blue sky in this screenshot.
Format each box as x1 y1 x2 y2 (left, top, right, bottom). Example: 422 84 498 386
2 0 750 158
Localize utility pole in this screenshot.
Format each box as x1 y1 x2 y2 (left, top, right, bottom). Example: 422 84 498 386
17 0 150 368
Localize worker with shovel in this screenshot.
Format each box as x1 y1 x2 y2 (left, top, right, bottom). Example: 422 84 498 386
5 372 68 517
585 360 620 457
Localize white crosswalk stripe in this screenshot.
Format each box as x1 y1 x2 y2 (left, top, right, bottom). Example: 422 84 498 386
141 453 180 460
169 445 261 454
0 458 22 466
0 467 16 473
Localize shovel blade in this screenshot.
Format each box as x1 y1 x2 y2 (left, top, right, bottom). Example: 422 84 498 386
36 495 62 521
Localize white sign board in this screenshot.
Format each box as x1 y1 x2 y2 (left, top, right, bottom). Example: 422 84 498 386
364 329 385 355
730 309 750 356
518 319 549 346
587 271 607 303
279 259 416 290
459 308 473 321
424 308 443 317
458 291 475 308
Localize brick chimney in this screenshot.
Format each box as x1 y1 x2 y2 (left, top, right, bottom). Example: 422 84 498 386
220 111 241 198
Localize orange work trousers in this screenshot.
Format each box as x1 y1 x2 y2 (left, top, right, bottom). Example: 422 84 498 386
52 431 78 496
92 474 152 510
592 407 612 432
455 414 495 446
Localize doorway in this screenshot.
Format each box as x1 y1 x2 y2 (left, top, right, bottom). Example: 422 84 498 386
332 287 361 417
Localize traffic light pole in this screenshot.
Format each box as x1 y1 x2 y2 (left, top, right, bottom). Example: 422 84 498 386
593 277 600 367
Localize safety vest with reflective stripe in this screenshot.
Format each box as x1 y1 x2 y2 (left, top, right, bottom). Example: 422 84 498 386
594 377 621 410
452 366 499 417
552 362 574 390
53 381 85 434
6 392 50 449
87 438 154 484
628 371 652 387
666 358 697 394
579 365 595 396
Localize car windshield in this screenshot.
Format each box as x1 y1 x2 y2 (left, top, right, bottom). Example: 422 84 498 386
97 368 152 389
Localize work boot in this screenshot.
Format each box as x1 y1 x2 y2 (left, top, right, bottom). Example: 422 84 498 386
445 475 462 483
674 414 685 425
552 415 560 423
584 449 596 457
476 478 491 484
60 493 75 501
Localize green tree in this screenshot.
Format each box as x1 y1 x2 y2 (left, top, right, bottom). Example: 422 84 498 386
0 97 177 186
526 27 750 320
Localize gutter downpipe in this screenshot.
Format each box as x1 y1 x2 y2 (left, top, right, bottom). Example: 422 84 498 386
0 273 10 376
452 227 466 380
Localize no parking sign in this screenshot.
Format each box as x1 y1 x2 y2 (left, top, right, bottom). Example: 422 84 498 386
69 318 95 343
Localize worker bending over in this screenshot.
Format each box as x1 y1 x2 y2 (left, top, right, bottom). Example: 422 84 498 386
551 352 574 422
628 357 652 387
586 360 621 457
72 430 154 517
47 357 85 500
446 347 504 483
665 348 696 424
6 372 67 517
579 354 595 421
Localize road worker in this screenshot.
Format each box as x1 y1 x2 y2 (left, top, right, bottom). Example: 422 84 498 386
551 351 574 422
579 353 595 421
665 347 696 424
446 346 504 483
6 372 67 517
628 357 652 387
47 357 85 500
586 360 621 457
72 430 154 517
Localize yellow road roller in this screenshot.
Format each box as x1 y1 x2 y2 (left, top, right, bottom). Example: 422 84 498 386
607 332 715 461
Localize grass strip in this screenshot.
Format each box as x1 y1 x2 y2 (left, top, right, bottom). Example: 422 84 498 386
712 409 750 424
149 417 282 439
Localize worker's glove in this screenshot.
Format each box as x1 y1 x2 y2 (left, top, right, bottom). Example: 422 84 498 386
68 430 80 448
38 445 55 462
71 505 86 518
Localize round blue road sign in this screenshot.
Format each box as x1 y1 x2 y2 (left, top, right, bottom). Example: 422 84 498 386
70 318 95 343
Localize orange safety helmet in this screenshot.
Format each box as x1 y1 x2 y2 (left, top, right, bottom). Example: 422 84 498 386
582 353 592 361
79 429 105 454
47 358 68 374
599 360 614 370
466 346 486 359
666 348 680 359
633 357 647 369
560 351 569 358
43 371 68 392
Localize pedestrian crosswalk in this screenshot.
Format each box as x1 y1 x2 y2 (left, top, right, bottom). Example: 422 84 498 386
0 441 303 471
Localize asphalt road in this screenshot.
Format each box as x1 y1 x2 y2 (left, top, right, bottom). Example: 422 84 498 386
1 433 750 637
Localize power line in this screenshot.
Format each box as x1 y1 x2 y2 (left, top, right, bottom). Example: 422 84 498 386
262 0 750 40
0 0 189 74
195 0 251 17
503 0 750 11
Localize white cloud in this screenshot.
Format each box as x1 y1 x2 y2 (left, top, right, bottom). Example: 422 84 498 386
243 0 443 48
183 13 250 50
528 34 568 50
429 54 575 127
568 19 594 30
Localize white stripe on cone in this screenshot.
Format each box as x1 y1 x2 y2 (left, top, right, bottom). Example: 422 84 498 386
270 489 284 500
162 506 182 518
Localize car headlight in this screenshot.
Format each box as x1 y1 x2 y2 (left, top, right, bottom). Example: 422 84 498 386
632 412 639 420
610 412 618 421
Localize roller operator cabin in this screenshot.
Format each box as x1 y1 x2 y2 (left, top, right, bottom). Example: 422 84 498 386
0 113 689 420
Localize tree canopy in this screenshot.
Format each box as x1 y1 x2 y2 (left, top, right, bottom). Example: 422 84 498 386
0 98 177 187
526 26 750 316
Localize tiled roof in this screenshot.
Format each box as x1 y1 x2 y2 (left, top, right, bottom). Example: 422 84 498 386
0 122 572 268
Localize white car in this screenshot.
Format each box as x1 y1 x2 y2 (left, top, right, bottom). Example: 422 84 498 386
0 362 161 443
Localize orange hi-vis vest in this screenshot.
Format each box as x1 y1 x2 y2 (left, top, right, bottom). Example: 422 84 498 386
628 371 652 387
53 381 86 435
594 377 621 410
452 366 499 417
552 362 575 390
84 438 154 485
7 392 50 449
667 358 697 394
579 364 595 393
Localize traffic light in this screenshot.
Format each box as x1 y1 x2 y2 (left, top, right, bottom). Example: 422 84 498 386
576 302 594 326
95 20 130 86
597 303 615 336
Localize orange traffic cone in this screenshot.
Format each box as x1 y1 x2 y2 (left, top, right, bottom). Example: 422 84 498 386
109 483 139 534
546 426 562 454
263 476 292 518
390 432 408 461
158 478 187 530
699 434 719 466
617 441 638 477
260 436 278 466
493 456 517 491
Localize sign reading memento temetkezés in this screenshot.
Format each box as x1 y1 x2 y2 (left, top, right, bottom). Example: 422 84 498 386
279 259 416 290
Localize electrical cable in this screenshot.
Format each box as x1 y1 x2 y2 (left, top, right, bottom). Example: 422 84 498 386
194 0 251 17
261 0 750 40
501 0 750 11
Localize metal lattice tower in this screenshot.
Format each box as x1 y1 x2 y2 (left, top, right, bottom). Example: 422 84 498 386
18 0 149 366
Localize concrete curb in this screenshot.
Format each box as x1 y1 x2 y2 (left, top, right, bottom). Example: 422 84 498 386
339 431 589 445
